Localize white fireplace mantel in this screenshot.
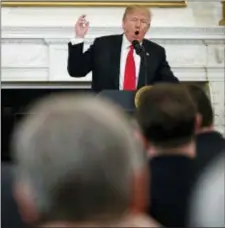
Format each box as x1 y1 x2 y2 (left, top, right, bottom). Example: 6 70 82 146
2 25 225 40
2 25 225 83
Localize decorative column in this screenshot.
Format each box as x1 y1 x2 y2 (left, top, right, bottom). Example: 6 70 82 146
219 1 225 25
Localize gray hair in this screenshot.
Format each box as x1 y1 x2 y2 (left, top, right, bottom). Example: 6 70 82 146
12 93 145 222
189 151 225 227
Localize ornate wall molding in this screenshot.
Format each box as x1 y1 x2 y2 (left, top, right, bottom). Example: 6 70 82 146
1 0 187 7
2 67 224 84
2 26 225 40
2 38 224 46
219 1 225 26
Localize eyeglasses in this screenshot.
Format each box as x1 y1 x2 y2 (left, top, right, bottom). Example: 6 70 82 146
129 18 150 27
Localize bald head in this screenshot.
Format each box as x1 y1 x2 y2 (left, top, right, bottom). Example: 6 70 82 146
12 93 145 224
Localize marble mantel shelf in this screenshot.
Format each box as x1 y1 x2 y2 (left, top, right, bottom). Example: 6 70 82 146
0 80 210 89
2 25 224 88
1 81 91 89
2 26 225 40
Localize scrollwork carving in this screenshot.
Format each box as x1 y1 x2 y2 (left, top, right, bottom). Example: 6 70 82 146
219 1 225 26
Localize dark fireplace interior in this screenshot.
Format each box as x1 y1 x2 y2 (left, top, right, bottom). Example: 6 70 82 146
1 89 92 162
2 82 208 162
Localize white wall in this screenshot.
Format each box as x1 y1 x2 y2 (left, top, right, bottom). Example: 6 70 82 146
1 0 225 134
1 1 222 27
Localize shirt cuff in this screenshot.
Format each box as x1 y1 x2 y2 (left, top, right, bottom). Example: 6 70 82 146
70 38 84 45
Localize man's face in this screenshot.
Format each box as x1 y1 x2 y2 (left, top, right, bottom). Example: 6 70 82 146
122 10 150 42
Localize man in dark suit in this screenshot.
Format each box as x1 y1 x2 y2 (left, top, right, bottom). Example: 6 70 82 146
136 84 196 227
186 84 225 178
67 5 178 92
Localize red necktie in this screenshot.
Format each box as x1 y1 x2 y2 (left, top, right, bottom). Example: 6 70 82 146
123 45 136 90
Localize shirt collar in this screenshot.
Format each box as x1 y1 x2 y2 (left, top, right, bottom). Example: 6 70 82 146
122 34 143 49
122 34 132 49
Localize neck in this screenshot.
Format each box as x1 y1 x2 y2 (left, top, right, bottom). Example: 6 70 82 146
123 33 143 43
196 125 214 134
148 140 196 159
42 220 119 228
124 33 132 43
40 213 160 228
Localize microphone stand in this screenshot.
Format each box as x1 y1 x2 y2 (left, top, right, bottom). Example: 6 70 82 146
132 39 148 87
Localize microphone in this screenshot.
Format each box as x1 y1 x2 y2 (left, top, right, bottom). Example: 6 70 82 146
132 40 143 55
132 36 148 87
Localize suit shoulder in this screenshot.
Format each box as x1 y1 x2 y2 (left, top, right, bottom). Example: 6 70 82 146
94 34 121 43
145 39 165 52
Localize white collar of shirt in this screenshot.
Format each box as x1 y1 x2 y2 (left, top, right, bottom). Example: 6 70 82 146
122 34 143 50
122 34 132 50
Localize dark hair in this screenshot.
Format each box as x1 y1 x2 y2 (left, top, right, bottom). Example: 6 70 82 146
186 84 213 128
136 83 197 148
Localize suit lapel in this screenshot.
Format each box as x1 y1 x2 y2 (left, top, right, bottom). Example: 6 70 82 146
137 39 148 89
137 39 154 89
137 57 145 89
110 34 123 89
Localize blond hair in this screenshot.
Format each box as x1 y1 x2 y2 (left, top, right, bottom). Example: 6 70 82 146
123 5 151 21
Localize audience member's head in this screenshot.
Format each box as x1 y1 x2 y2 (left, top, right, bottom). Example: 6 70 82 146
186 84 214 133
188 150 225 227
11 93 152 227
136 83 197 157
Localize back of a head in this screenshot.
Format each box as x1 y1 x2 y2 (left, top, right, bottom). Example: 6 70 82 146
136 83 197 148
186 84 213 128
12 93 144 224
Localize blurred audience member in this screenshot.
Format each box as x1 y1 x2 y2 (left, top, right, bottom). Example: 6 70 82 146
136 83 197 227
188 150 225 227
11 93 159 227
1 163 24 228
187 84 225 177
129 117 146 149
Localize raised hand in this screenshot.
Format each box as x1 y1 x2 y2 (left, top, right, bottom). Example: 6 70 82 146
75 15 90 38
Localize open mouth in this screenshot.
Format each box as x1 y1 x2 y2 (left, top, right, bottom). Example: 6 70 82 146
135 31 140 36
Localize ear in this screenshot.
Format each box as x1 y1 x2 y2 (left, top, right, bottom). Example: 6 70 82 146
13 182 39 224
134 131 146 147
143 137 150 150
134 131 149 150
195 113 202 133
122 20 126 32
130 166 149 214
147 146 155 158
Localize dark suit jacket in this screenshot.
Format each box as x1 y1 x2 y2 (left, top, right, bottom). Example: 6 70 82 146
194 131 225 180
67 34 179 92
148 156 194 227
1 163 24 228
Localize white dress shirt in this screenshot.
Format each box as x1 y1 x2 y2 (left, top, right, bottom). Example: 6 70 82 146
71 35 141 90
119 35 141 90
